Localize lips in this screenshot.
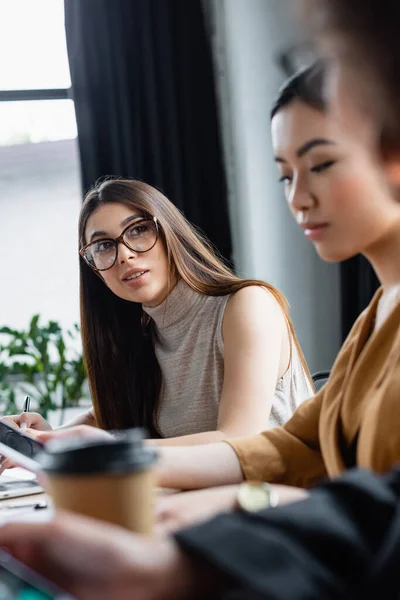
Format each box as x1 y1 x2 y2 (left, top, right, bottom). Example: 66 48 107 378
301 222 330 241
300 222 329 231
121 268 149 282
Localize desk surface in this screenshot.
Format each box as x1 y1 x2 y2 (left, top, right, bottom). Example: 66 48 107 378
0 469 176 523
0 468 50 522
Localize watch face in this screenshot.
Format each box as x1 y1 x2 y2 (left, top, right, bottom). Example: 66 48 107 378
238 483 277 512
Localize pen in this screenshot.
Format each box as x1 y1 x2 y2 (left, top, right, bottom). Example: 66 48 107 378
23 396 31 413
21 396 31 430
0 501 47 511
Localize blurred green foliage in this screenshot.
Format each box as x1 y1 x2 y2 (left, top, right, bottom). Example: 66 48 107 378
0 315 87 420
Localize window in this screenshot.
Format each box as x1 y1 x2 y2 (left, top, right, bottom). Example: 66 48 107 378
0 0 71 91
0 0 81 332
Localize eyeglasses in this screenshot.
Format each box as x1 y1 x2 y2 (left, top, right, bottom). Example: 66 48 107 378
80 217 159 272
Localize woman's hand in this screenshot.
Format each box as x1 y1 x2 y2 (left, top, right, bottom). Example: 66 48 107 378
0 412 53 431
0 511 199 600
156 486 239 535
0 425 113 474
0 413 53 473
32 424 114 444
156 484 309 535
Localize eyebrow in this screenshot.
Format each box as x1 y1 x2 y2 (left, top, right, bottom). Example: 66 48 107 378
274 138 336 163
89 213 142 242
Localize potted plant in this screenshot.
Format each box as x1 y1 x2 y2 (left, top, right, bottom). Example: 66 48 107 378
0 315 88 424
0 362 18 416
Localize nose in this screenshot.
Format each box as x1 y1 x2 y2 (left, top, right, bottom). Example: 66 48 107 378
287 174 316 216
117 241 137 264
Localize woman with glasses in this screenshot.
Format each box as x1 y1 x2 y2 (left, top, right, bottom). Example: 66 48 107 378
1 178 312 449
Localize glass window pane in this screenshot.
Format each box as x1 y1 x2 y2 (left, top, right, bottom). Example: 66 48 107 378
0 0 71 90
0 100 77 146
0 137 81 331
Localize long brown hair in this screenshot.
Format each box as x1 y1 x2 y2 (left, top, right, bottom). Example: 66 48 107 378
79 178 313 434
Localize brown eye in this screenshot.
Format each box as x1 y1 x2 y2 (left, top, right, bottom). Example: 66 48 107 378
126 224 151 239
311 160 336 173
93 240 114 254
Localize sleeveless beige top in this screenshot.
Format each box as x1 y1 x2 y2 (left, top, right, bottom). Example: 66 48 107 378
142 280 313 438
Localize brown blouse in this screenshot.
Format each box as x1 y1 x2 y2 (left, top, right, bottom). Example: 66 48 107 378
227 289 400 488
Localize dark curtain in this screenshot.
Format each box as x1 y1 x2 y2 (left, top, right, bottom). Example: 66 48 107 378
64 0 232 261
341 256 379 340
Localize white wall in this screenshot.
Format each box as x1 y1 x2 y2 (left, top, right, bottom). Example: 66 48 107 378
206 0 341 372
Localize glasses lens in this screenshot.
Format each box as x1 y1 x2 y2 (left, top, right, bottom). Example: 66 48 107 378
124 219 157 252
84 240 117 270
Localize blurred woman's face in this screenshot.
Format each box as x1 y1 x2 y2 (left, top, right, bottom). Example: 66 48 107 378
271 99 400 263
84 202 171 306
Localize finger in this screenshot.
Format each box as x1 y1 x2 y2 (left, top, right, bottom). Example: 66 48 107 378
0 416 20 427
154 517 183 537
1 412 37 429
16 413 52 431
154 503 181 532
19 413 38 429
24 428 45 439
154 499 170 517
0 415 30 430
0 458 15 474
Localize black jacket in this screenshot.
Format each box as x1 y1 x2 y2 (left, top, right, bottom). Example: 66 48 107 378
176 467 400 599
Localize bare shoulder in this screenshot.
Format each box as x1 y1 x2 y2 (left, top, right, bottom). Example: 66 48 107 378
223 285 286 330
222 286 290 373
226 285 285 317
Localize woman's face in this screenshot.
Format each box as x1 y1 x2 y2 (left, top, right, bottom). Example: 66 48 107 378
271 99 400 262
85 202 171 306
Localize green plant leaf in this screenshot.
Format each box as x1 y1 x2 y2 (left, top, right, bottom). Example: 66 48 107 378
0 316 87 416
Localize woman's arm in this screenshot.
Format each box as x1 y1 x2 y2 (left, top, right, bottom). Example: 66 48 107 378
157 442 244 489
58 408 98 430
156 391 325 490
150 286 289 447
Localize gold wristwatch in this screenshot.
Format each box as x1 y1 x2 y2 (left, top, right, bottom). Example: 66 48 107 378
236 481 279 513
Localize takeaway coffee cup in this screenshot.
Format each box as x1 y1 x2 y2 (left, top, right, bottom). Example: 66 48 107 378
38 429 157 534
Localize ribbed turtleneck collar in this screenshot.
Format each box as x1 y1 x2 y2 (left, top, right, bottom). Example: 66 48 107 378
142 279 205 330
